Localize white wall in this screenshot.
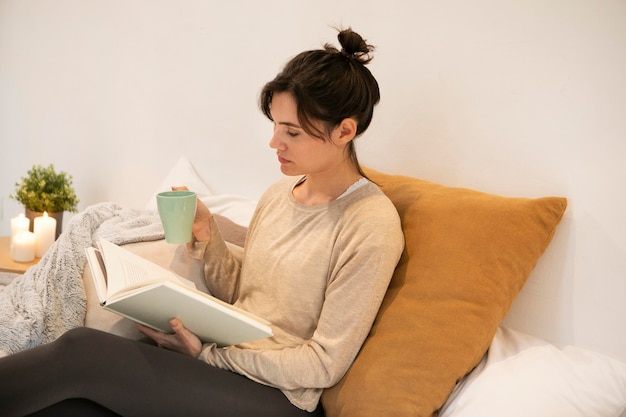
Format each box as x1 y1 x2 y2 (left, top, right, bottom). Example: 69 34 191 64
1 0 625 362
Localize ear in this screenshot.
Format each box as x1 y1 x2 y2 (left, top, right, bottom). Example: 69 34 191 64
332 118 357 145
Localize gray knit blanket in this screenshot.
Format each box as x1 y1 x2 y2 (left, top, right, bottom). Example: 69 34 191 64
0 202 164 357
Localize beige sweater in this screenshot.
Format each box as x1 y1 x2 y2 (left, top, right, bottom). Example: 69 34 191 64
191 176 404 411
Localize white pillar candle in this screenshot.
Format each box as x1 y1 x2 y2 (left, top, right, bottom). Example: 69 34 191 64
10 231 36 262
10 213 30 239
34 211 57 258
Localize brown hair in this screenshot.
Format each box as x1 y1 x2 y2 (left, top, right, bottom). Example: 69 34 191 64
260 28 380 178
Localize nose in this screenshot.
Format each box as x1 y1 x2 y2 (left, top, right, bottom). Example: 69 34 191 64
269 130 283 150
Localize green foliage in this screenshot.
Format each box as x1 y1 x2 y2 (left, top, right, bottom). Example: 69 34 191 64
10 164 79 213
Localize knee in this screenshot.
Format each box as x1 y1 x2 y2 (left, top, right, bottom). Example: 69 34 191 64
57 326 102 343
51 327 109 356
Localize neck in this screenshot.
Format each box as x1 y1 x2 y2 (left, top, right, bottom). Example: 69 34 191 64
293 162 362 206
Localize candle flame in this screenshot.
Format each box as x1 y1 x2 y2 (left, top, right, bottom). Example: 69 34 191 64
43 211 48 218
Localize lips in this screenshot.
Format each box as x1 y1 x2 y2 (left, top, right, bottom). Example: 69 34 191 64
277 154 290 164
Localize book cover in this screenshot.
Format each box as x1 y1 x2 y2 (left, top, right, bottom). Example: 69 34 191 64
85 239 272 346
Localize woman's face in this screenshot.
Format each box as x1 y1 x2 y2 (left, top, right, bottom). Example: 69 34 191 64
269 92 346 177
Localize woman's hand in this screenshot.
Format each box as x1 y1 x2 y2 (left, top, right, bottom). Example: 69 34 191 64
171 186 213 242
137 318 203 357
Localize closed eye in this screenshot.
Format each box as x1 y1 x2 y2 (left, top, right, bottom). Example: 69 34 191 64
273 120 303 139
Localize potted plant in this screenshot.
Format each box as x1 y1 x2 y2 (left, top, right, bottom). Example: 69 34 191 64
10 164 79 238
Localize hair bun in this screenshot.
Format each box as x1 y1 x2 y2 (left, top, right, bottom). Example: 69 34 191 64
337 28 375 64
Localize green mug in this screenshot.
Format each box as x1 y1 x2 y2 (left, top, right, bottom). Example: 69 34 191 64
156 190 197 243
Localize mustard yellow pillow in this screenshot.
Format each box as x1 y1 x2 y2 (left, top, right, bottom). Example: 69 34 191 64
322 169 567 417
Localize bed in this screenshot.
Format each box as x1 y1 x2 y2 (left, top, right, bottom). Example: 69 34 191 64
1 158 625 416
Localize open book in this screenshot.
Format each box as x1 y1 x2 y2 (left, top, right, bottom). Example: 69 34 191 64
85 238 272 346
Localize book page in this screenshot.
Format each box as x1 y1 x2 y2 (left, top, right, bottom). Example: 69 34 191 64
119 258 153 287
98 239 196 298
84 247 108 305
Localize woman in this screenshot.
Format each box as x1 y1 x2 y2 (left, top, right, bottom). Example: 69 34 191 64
0 28 404 417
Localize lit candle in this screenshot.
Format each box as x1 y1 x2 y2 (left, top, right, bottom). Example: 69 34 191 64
10 231 36 262
34 211 57 258
10 213 30 239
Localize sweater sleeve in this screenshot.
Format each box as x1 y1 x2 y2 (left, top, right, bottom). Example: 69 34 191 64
187 216 243 303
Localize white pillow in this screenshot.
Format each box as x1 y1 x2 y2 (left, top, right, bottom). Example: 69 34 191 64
196 193 258 227
145 156 257 226
145 156 214 210
440 326 626 417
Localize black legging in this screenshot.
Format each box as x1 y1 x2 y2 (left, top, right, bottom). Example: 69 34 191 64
0 327 324 417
